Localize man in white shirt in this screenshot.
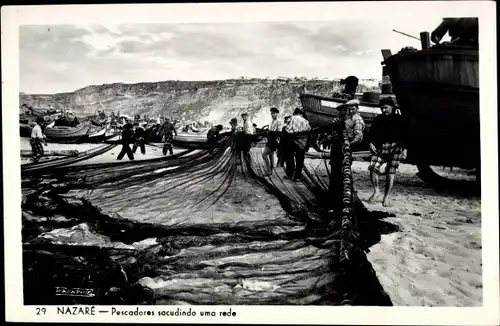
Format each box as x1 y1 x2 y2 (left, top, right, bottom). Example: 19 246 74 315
30 117 47 162
262 107 283 175
241 112 255 135
240 112 255 165
283 108 311 181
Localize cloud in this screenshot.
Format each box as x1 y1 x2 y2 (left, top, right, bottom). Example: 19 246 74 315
19 19 445 94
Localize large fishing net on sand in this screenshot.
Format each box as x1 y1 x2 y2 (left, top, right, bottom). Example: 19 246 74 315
21 129 395 306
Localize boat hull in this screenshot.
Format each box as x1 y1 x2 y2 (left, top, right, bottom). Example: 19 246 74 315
300 94 381 131
383 48 479 169
87 126 108 142
44 123 91 143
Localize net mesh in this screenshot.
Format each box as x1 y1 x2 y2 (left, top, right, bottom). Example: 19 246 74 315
21 128 394 306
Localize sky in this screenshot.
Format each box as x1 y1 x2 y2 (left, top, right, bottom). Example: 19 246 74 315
20 18 446 94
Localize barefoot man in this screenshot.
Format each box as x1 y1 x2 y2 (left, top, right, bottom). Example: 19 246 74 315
30 117 48 162
367 97 407 206
283 108 311 181
262 107 282 176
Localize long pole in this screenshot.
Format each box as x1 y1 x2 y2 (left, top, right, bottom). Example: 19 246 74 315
392 29 421 41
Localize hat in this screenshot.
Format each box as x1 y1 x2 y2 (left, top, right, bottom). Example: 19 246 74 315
241 112 248 117
293 108 304 115
345 99 360 106
379 97 395 107
270 107 279 113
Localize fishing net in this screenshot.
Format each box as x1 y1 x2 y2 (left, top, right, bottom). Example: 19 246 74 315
21 126 394 306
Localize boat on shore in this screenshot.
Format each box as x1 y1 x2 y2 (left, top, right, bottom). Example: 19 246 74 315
300 93 383 131
383 46 479 173
44 121 92 143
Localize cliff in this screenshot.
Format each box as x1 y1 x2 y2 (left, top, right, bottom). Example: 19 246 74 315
20 78 380 126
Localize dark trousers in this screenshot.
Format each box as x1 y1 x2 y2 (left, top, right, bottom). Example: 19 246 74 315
132 138 146 154
117 144 134 160
163 133 174 155
163 143 173 155
285 142 306 179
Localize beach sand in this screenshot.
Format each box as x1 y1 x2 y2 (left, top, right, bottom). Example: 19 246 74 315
351 161 482 306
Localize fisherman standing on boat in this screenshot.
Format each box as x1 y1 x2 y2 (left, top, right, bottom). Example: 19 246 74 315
132 122 146 155
117 122 135 161
367 97 407 207
431 18 478 48
162 117 177 156
339 76 359 99
283 108 311 181
30 117 48 163
262 107 283 176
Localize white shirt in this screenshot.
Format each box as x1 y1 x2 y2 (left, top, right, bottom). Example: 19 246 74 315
31 124 44 139
242 120 255 135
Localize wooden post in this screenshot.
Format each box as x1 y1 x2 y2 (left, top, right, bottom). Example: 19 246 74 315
420 32 431 49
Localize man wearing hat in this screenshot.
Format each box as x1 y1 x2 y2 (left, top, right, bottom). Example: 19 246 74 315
343 99 365 149
117 122 135 161
241 112 255 135
30 117 48 162
366 97 407 206
207 124 224 152
132 122 147 155
240 112 255 165
229 118 239 132
262 107 283 175
161 117 177 156
283 107 311 181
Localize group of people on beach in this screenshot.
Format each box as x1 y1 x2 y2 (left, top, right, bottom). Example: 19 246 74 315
116 117 179 161
29 96 407 206
226 96 407 206
224 108 312 181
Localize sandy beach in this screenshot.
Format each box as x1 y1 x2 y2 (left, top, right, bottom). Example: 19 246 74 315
351 161 482 306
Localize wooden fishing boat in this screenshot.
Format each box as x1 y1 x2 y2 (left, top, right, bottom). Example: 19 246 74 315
44 121 92 143
19 123 33 138
382 45 479 179
25 107 59 118
19 118 55 138
299 93 383 131
87 125 108 142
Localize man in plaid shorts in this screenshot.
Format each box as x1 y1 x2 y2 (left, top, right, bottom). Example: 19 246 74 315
367 97 407 207
30 117 48 162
